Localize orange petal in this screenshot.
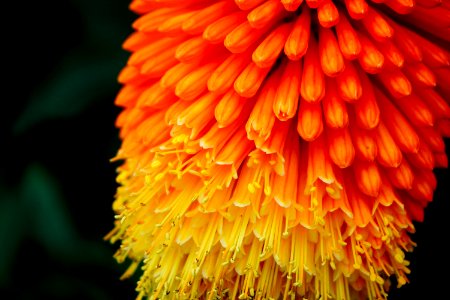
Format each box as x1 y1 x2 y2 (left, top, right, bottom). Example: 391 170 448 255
116 83 149 107
273 60 302 121
408 6 450 42
376 90 420 153
259 119 292 154
175 36 211 63
297 99 324 141
284 6 311 60
386 160 414 190
361 7 394 41
319 27 345 77
404 195 425 222
176 62 219 100
235 0 266 10
406 142 435 170
322 78 348 128
133 7 186 32
273 135 300 208
301 37 325 102
385 0 415 14
344 174 373 227
374 122 403 168
247 0 284 29
246 73 279 141
158 11 196 34
306 134 335 187
141 49 178 77
216 128 254 165
417 127 445 152
412 32 450 67
208 52 251 93
375 40 404 69
335 62 362 102
281 0 304 11
415 88 450 120
351 125 377 162
317 0 340 28
357 34 384 74
162 63 198 89
403 63 436 87
215 90 246 128
129 36 183 66
137 81 176 109
305 0 325 8
344 0 368 20
377 69 412 98
353 160 381 197
335 13 361 60
392 24 423 62
438 119 450 138
123 32 159 52
327 127 355 168
203 11 246 44
225 21 266 53
354 71 379 129
234 62 272 97
415 0 443 8
391 94 434 127
177 93 221 138
434 153 449 168
407 170 436 203
253 23 292 68
182 1 234 34
118 65 150 85
433 67 450 97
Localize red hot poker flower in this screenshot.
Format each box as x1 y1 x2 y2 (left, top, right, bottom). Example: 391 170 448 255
108 1 450 299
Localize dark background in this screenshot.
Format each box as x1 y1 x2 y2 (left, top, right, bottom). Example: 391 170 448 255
1 0 449 299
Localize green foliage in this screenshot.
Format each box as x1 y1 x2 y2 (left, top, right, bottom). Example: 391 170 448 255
21 164 81 257
14 0 132 134
2 0 135 297
14 55 125 134
0 189 23 286
0 164 115 287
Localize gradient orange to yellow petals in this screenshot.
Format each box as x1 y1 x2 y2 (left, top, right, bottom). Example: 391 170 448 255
108 0 450 299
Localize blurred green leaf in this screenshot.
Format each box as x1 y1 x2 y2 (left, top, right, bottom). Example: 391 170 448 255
0 190 23 286
21 164 80 255
69 0 133 50
20 164 114 266
14 0 132 134
14 55 124 134
39 275 109 300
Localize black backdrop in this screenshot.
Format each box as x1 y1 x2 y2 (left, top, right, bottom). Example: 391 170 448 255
1 0 449 299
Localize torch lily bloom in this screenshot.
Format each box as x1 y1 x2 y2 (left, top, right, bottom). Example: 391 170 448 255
108 0 450 299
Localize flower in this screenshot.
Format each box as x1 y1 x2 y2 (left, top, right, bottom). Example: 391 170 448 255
108 1 450 299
